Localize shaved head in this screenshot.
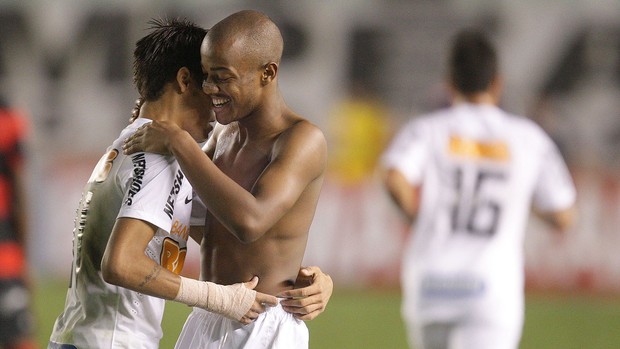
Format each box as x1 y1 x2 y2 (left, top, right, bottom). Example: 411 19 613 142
207 10 283 67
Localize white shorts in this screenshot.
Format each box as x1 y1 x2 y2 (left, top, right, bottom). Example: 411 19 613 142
174 303 308 349
403 294 522 349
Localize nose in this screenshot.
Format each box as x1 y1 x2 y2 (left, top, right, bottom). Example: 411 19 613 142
202 80 218 94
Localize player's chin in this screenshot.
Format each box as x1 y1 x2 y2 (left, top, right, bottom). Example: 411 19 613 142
212 105 237 125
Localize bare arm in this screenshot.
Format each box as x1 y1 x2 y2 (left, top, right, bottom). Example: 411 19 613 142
101 217 277 323
124 121 327 243
177 122 326 243
382 168 420 225
101 217 187 299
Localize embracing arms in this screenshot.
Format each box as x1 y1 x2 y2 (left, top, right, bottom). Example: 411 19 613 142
123 121 327 243
101 217 277 324
122 120 333 320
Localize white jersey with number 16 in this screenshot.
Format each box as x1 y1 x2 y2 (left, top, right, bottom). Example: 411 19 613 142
382 103 575 323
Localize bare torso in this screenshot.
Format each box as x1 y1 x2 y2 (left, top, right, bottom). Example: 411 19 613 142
200 120 324 295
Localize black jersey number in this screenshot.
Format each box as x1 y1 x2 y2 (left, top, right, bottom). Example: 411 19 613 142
451 168 505 237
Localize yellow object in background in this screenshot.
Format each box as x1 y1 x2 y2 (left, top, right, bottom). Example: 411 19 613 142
327 99 389 185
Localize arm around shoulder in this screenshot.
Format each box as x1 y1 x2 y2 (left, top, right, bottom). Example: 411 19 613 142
178 120 327 243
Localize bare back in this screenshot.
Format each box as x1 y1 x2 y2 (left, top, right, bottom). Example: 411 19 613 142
201 117 326 295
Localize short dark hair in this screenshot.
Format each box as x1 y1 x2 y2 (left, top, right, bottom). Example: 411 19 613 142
449 29 498 94
133 18 207 101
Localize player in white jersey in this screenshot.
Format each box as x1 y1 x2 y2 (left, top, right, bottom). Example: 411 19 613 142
48 19 280 349
381 29 576 349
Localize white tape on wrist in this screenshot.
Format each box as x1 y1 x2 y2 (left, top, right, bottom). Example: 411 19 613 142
174 276 256 321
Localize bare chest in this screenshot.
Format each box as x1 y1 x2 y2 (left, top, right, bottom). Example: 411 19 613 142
212 140 271 190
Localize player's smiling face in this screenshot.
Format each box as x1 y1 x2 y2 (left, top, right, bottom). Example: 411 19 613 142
200 37 262 125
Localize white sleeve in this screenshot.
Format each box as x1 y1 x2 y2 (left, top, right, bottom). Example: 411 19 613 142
117 152 179 233
381 118 429 184
532 138 576 212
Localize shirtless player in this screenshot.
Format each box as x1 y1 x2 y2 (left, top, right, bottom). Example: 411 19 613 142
123 10 328 348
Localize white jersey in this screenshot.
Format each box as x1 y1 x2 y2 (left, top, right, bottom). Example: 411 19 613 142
382 103 575 324
49 118 205 349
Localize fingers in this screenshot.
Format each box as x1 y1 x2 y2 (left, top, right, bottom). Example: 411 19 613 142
243 276 259 290
122 141 139 155
122 135 143 155
132 98 143 115
239 308 260 325
278 275 326 298
122 125 149 154
292 308 323 321
280 295 326 321
129 98 143 123
236 272 333 325
278 287 312 300
241 303 271 324
279 293 323 312
239 295 277 325
235 277 279 325
278 267 333 321
242 277 278 305
257 292 278 307
299 265 321 277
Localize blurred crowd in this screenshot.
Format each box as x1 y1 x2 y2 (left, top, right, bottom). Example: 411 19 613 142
0 0 618 292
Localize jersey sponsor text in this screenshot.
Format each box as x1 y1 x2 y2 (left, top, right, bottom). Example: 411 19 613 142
126 153 146 205
164 170 185 219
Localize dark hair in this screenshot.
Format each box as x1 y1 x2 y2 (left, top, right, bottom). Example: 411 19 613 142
133 18 207 101
449 29 498 94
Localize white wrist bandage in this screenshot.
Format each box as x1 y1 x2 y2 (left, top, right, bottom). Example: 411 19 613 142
174 276 256 321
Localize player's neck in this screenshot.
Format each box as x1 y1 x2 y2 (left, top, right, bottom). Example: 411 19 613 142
450 76 502 106
453 91 498 106
237 93 292 140
138 99 177 123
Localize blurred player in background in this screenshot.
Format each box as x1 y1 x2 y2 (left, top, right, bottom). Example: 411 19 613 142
123 10 329 349
0 96 37 349
381 29 576 349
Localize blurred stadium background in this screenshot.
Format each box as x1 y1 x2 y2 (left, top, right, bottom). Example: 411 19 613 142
2 0 620 347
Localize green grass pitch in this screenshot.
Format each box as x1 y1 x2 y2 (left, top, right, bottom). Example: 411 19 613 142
35 279 620 348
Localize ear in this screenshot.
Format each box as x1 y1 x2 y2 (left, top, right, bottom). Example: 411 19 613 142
260 62 278 85
176 67 192 93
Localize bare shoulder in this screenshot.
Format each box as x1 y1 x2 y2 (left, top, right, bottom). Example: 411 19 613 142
277 119 326 156
283 118 326 147
273 118 327 174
